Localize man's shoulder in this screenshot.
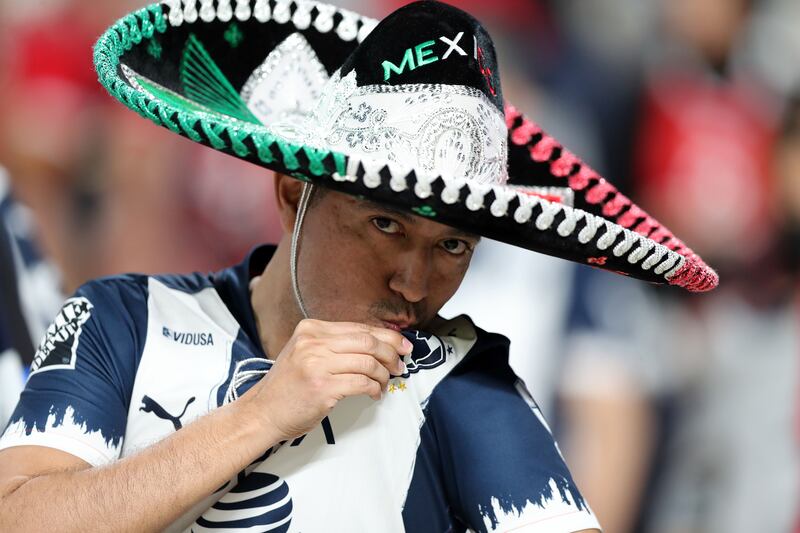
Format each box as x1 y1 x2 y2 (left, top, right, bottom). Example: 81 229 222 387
71 265 256 363
78 270 214 298
471 320 511 353
426 315 527 414
73 271 218 315
408 321 602 533
77 273 149 297
64 270 221 345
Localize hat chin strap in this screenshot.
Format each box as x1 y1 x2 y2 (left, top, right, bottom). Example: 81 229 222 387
290 183 313 320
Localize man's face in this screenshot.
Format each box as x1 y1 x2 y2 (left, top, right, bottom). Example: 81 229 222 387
295 187 479 331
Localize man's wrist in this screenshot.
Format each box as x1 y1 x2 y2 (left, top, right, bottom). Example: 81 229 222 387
227 390 286 454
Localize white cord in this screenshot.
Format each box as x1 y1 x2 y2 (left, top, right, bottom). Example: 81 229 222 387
290 183 314 319
224 358 271 404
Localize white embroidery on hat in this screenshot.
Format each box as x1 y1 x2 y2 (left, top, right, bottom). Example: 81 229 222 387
241 33 329 124
272 69 508 186
162 1 380 45
336 9 360 41
292 1 313 29
253 0 271 22
182 0 198 23
216 0 233 22
235 0 251 21
272 0 292 24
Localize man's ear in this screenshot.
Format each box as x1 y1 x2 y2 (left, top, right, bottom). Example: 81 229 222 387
273 173 304 233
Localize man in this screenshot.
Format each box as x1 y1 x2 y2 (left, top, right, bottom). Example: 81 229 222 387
0 1 716 531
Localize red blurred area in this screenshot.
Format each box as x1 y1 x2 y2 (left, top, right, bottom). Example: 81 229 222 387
634 73 776 264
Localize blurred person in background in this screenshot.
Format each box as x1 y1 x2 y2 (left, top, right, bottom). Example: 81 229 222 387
634 0 777 266
641 89 800 533
0 0 78 425
773 96 800 533
0 0 109 289
0 169 62 427
556 0 800 531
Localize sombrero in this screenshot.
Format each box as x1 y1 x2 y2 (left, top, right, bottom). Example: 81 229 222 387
93 0 718 292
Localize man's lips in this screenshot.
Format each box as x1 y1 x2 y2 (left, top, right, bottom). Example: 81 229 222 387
381 319 413 331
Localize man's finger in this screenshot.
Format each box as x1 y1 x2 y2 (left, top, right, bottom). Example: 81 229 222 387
324 354 391 390
323 334 404 375
367 328 414 356
330 373 383 401
308 320 413 356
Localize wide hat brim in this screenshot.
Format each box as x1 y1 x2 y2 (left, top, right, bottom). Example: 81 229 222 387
94 1 718 292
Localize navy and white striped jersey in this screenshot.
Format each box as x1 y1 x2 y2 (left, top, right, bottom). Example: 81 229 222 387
0 246 600 532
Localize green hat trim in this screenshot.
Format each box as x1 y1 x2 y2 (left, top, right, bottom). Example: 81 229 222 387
93 4 346 178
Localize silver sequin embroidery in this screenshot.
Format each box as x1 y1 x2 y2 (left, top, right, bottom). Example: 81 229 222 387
272 70 509 185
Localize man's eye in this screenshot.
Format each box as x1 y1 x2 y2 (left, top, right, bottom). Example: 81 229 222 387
372 217 402 234
441 239 469 255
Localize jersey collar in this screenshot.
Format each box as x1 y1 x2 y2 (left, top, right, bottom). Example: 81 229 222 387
213 245 277 359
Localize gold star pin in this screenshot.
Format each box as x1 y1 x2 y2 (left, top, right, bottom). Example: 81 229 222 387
388 384 397 393
398 382 407 391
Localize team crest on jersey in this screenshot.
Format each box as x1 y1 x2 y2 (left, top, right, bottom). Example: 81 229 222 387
400 331 452 377
30 297 93 375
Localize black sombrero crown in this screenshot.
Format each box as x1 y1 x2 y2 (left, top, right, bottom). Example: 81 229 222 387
339 1 503 109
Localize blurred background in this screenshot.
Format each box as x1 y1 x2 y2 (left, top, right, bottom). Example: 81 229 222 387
1 0 798 531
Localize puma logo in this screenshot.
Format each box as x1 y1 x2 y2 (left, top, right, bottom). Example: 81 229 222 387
140 395 196 430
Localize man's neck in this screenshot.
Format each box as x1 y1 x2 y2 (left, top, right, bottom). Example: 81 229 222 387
250 240 302 359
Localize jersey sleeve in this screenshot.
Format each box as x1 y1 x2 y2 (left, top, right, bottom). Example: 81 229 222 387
406 342 601 533
0 277 147 466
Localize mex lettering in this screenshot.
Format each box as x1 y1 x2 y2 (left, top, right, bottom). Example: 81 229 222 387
381 31 496 95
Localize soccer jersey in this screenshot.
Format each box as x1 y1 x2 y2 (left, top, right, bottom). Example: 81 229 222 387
1 246 600 532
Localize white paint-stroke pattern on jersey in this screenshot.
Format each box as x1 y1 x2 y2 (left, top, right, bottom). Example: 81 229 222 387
1 405 119 466
480 478 592 532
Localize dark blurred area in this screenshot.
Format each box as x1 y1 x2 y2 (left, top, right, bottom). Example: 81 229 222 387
1 0 798 531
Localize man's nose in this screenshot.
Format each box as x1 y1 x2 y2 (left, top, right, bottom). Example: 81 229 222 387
388 249 432 303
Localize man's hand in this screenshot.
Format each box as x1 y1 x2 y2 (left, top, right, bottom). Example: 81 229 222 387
243 319 413 441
